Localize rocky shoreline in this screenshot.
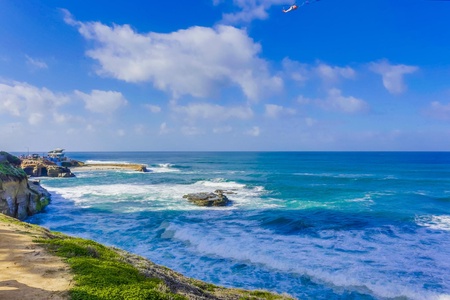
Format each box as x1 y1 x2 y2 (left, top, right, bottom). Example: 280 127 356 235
0 151 294 299
0 152 51 220
0 214 294 300
72 163 148 172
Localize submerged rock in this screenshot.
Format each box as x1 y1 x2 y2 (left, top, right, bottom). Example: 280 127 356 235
183 190 231 207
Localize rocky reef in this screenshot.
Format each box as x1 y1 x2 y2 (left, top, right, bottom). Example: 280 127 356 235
20 158 75 177
0 151 51 220
183 190 232 206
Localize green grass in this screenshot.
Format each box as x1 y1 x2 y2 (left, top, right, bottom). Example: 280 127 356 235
0 213 294 300
0 161 27 180
0 151 26 180
37 236 187 300
0 151 22 166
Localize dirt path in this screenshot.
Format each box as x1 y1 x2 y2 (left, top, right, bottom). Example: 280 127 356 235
0 221 73 300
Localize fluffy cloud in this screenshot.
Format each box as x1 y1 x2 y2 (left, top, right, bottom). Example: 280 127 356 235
282 58 355 84
64 10 282 101
216 0 291 24
315 63 355 81
282 58 309 83
0 81 69 124
426 101 450 120
25 55 48 69
75 90 128 114
246 126 260 136
172 102 253 121
159 122 171 135
145 104 161 113
265 104 296 118
320 88 368 113
369 60 418 94
213 125 233 133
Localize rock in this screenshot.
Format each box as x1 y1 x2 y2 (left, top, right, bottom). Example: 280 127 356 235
183 191 231 207
20 159 75 177
0 153 51 220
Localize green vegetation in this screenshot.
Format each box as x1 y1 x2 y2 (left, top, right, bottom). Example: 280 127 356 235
0 161 27 180
0 151 22 166
0 151 26 180
0 210 294 300
37 236 186 300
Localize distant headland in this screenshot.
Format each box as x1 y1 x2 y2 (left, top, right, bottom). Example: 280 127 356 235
20 148 148 177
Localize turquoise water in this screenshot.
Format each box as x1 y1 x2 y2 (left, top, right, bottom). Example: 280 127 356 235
27 152 450 299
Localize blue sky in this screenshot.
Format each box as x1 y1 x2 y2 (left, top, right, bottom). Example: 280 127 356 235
1 0 450 151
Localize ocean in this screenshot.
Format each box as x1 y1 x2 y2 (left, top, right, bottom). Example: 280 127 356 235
26 152 450 300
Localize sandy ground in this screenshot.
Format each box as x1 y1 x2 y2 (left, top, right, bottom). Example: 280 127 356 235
0 221 73 300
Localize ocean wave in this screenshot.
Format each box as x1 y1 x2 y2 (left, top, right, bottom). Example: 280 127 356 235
42 178 271 212
147 163 180 173
416 215 450 231
294 172 375 179
163 217 450 300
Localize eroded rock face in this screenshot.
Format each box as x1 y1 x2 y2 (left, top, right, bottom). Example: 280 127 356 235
0 177 51 220
0 153 51 220
183 190 231 207
21 159 75 177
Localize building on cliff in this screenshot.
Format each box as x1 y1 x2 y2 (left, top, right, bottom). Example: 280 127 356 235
47 148 67 166
20 148 80 177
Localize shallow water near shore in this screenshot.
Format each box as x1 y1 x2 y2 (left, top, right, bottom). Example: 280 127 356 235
27 152 450 300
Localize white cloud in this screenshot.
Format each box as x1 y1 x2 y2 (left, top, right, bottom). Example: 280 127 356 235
145 104 161 113
0 81 69 124
25 55 48 69
282 58 309 83
265 104 296 118
315 63 355 81
320 88 368 114
426 101 450 120
297 95 313 105
282 59 355 85
117 129 126 136
172 102 253 121
75 89 128 114
64 10 282 101
305 117 316 127
159 122 170 135
369 60 418 94
28 113 44 125
216 0 291 24
213 125 233 133
246 126 260 136
182 126 204 136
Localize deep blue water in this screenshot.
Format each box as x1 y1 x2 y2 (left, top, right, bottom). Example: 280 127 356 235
27 152 450 299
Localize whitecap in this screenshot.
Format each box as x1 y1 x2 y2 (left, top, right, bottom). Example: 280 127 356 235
416 215 450 231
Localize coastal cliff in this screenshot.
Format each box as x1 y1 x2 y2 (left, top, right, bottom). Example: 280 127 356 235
0 212 293 300
0 151 50 220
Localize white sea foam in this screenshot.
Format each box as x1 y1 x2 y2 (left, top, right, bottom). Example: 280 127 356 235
345 193 374 203
294 172 375 179
416 215 450 231
163 218 450 300
147 163 180 173
44 178 270 212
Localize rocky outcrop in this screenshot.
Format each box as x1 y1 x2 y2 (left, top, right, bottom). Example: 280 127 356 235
183 190 232 207
1 152 51 220
77 163 148 172
21 159 75 177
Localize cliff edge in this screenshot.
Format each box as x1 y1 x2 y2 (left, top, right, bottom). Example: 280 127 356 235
0 151 50 220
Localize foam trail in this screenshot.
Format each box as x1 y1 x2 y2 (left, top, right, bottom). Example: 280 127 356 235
163 217 450 300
